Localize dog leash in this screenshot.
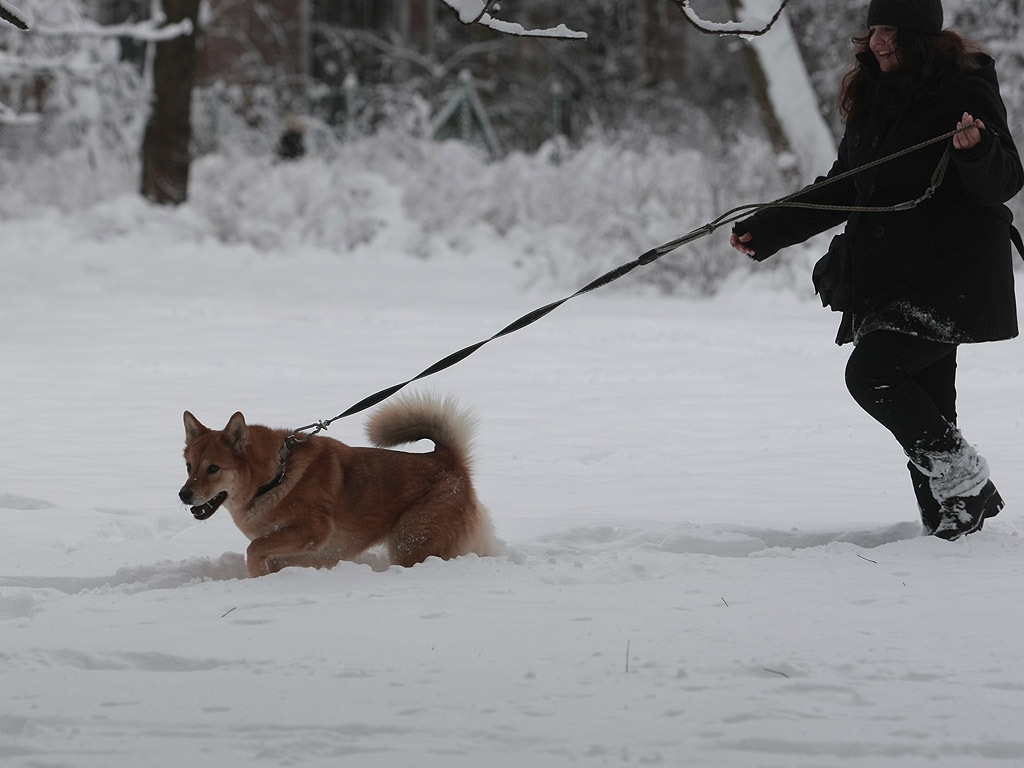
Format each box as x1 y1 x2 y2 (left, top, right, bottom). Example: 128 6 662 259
280 124 974 457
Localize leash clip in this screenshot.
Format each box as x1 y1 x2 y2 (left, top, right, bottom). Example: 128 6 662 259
287 420 330 445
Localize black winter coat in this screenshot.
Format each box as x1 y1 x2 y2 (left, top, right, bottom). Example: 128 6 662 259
739 52 1023 345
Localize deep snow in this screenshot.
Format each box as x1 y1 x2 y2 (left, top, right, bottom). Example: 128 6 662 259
3 183 1024 767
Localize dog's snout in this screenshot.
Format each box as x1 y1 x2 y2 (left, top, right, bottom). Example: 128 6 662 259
179 487 193 504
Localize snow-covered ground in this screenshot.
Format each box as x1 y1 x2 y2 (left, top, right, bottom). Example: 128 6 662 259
3 176 1024 767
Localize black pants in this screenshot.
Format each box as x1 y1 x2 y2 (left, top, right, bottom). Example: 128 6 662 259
844 331 959 458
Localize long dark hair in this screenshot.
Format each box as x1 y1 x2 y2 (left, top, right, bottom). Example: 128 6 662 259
838 29 987 122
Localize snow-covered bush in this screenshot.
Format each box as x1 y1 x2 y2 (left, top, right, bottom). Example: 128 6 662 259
0 144 137 217
183 127 796 296
1 121 799 296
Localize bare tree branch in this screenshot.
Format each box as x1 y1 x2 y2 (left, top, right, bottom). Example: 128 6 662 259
668 0 791 37
436 0 587 40
321 25 444 78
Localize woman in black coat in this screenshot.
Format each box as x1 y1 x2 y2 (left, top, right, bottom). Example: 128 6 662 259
730 0 1023 540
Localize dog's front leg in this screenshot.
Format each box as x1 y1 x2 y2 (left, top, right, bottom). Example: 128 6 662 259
245 514 333 577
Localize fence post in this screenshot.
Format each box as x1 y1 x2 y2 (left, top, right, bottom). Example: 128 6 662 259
547 80 569 164
551 80 564 138
459 70 473 142
343 72 358 138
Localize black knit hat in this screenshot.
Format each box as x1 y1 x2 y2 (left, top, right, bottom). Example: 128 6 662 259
867 0 943 34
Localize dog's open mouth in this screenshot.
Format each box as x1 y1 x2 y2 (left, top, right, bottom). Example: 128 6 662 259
191 491 227 520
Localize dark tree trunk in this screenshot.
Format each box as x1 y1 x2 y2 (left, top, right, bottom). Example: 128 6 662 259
140 0 201 205
643 0 687 85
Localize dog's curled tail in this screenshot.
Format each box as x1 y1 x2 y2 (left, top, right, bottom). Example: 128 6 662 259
366 393 477 464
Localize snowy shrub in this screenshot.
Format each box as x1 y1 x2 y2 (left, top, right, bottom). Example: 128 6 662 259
0 125 801 295
180 128 798 296
0 145 137 218
188 154 394 253
389 130 795 296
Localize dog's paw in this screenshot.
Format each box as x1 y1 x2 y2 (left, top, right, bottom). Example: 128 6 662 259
245 550 287 578
245 550 271 578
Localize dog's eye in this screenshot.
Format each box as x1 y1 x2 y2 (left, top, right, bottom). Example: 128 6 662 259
207 465 220 475
186 463 192 474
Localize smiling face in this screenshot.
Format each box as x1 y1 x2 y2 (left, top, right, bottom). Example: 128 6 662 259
868 25 900 72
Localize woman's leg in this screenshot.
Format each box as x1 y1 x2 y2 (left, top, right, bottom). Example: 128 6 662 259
844 331 959 455
845 331 1000 538
915 347 958 426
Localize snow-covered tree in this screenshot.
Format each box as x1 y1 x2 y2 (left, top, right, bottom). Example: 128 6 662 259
0 0 153 162
0 0 201 206
725 0 836 180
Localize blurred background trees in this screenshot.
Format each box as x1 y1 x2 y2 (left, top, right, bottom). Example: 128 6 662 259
1 0 1021 206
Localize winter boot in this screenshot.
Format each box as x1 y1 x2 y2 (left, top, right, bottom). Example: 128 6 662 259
932 481 1004 540
907 461 942 536
910 435 1004 541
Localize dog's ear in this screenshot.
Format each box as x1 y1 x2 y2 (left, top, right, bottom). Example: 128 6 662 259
183 411 208 444
224 412 249 453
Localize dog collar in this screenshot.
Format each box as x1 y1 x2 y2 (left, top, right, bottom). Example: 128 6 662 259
252 439 292 502
253 469 286 500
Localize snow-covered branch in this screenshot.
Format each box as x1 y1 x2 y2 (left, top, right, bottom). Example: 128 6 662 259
31 15 193 42
436 0 793 41
438 0 587 41
1 0 30 30
670 0 791 37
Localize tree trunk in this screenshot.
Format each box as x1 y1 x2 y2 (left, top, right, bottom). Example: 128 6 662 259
643 0 687 86
727 0 836 182
140 0 201 205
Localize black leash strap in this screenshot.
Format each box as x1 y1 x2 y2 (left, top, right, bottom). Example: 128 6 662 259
287 124 974 443
287 251 661 442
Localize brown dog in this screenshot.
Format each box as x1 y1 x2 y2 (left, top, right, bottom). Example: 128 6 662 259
179 394 496 577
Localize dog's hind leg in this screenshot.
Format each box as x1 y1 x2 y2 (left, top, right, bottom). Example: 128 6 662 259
388 495 494 567
388 508 461 568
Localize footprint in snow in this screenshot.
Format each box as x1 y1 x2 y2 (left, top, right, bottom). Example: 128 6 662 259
0 493 55 510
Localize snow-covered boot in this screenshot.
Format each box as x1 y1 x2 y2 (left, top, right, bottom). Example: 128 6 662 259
933 481 1004 540
910 436 1004 541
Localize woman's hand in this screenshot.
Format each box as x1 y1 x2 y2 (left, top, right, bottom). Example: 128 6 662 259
954 112 985 151
730 231 756 257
